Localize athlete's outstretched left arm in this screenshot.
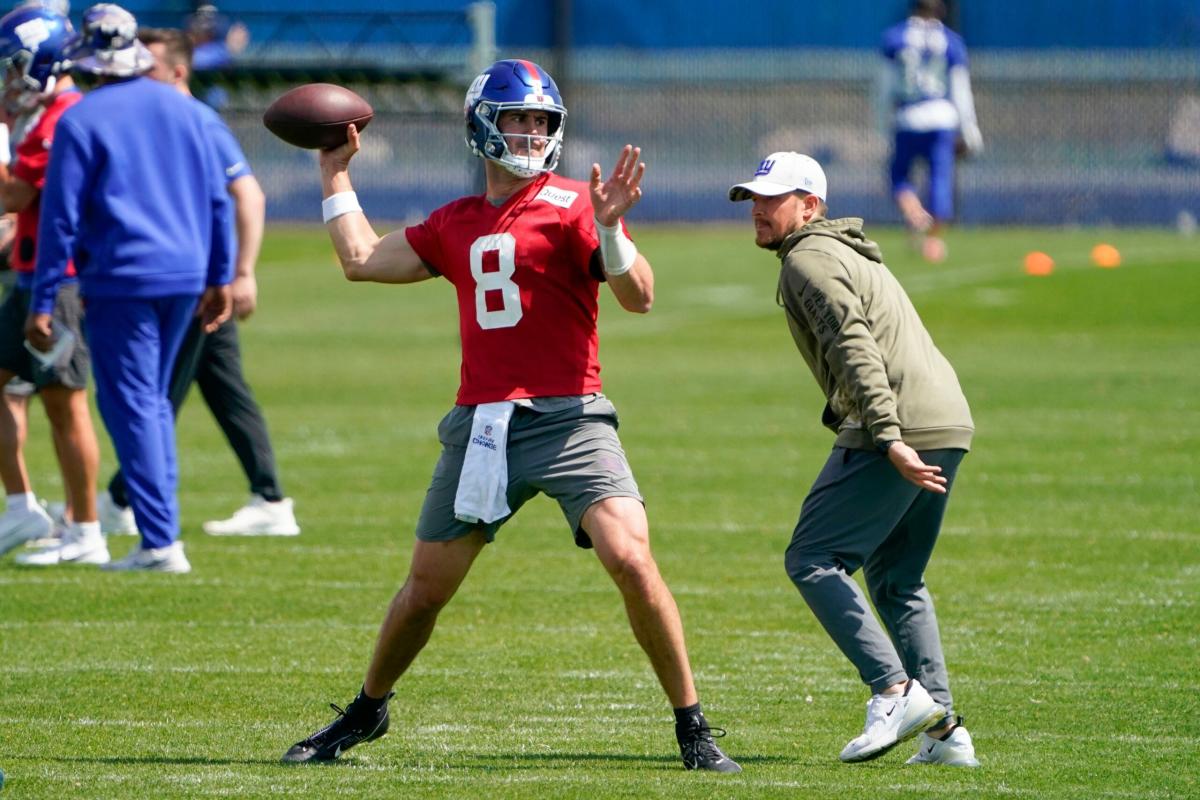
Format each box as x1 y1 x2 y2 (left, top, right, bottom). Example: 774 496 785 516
591 145 653 314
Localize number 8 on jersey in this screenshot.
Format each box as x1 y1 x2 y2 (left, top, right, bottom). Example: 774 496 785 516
470 233 523 330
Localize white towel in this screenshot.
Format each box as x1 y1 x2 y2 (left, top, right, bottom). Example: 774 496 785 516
24 328 76 368
453 401 515 524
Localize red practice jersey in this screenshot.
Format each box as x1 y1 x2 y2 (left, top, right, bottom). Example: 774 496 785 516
11 90 81 275
406 172 627 405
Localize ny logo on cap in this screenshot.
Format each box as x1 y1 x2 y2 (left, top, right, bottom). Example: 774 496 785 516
755 158 775 176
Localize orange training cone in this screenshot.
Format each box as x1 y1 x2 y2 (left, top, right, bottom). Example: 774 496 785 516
1024 251 1054 276
1091 243 1121 268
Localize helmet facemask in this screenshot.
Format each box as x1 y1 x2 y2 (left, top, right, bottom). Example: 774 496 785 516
471 100 565 178
2 57 57 114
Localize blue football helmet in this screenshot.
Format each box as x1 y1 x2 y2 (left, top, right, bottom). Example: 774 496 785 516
464 58 567 178
19 1 71 16
0 4 74 112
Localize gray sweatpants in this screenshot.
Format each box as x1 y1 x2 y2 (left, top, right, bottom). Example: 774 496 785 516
784 446 965 717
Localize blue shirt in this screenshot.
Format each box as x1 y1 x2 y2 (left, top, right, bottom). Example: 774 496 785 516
194 97 252 185
32 76 234 314
881 17 969 109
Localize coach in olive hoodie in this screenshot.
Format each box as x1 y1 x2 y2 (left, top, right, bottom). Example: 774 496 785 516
730 152 980 767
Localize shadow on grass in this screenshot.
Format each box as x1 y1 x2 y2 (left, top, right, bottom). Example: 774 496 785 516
9 754 275 767
11 751 792 771
470 752 790 769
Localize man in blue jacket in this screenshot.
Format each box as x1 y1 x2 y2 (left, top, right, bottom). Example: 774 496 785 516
28 3 233 573
93 27 300 541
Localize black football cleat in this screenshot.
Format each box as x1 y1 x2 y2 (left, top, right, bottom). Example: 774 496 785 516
678 714 743 773
281 695 392 764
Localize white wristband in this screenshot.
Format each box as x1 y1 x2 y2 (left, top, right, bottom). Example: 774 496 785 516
0 124 10 166
322 191 362 224
594 216 637 276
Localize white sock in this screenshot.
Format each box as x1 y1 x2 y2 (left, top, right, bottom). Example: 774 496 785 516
74 521 102 539
5 492 37 514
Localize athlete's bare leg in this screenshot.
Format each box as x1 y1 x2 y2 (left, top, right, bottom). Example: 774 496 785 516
896 188 933 233
39 385 99 523
0 377 31 496
362 530 488 697
922 222 947 263
583 496 698 708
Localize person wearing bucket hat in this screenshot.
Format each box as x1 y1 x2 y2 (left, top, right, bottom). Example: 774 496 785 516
89 27 300 540
27 3 234 573
730 152 980 767
66 3 155 77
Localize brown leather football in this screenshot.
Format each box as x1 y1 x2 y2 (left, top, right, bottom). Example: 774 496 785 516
262 83 374 149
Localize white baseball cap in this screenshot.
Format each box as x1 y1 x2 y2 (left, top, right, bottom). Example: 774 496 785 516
729 152 827 202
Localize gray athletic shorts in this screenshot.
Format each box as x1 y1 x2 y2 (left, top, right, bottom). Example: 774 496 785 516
0 282 90 389
416 394 642 549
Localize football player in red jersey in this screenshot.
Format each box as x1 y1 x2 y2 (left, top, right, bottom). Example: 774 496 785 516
0 4 104 565
282 59 740 773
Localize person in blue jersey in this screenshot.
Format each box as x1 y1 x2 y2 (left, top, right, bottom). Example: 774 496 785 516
28 3 233 573
876 0 983 263
87 27 299 540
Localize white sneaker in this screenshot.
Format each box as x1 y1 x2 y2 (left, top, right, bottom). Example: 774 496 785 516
102 541 191 573
839 679 947 763
907 720 980 767
15 524 110 566
98 490 139 536
26 523 67 550
0 504 55 557
30 501 69 548
203 496 300 536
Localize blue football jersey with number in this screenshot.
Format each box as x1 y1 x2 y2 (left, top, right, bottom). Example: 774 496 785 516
881 17 969 109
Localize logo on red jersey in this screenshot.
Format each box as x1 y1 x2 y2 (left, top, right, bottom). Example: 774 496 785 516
534 185 578 209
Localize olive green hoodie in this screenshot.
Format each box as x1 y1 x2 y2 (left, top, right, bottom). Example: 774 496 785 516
775 217 973 452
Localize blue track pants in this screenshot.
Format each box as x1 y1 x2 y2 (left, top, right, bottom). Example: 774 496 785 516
84 295 197 549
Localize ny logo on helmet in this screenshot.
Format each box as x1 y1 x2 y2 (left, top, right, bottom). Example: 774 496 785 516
464 72 489 114
14 18 51 49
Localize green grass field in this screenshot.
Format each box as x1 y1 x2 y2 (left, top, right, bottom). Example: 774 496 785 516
2 224 1197 799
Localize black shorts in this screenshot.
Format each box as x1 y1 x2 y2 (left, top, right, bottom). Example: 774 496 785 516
0 282 90 389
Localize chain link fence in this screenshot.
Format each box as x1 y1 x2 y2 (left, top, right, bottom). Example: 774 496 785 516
218 48 1199 227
